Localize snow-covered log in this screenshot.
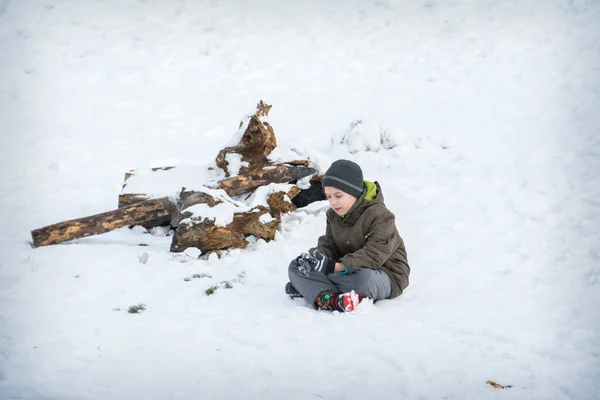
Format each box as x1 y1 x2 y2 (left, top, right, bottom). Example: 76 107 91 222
118 164 315 206
31 197 176 248
170 205 279 253
218 164 315 196
32 100 319 251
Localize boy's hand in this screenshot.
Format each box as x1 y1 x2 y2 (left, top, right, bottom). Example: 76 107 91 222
334 262 347 273
310 249 336 275
296 250 336 276
295 252 314 277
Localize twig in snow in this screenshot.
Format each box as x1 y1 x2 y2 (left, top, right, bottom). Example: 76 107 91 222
486 380 512 389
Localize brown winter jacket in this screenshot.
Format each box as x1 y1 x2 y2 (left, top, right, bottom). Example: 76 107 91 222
314 181 410 298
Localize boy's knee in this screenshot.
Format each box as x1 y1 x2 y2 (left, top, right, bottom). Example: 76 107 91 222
353 275 374 297
288 259 302 279
288 259 299 270
352 270 390 299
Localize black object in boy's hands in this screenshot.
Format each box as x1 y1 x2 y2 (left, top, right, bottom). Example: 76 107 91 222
296 250 336 276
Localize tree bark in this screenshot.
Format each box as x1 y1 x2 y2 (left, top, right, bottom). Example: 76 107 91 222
218 165 316 196
267 187 301 218
216 100 277 176
31 197 176 248
170 206 279 253
171 189 220 228
118 193 149 208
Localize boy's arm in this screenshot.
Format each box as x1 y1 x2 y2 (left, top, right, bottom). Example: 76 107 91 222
339 209 400 272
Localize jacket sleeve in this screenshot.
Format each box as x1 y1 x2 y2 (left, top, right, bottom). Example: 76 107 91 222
339 208 400 272
310 211 340 259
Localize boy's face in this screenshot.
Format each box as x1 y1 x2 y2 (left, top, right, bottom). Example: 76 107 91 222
324 186 357 217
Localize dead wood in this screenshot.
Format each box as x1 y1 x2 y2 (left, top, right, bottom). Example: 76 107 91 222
215 100 277 176
32 197 176 247
218 165 315 196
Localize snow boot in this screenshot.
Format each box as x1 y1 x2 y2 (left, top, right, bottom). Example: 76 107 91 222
285 282 303 299
315 292 341 311
337 290 365 312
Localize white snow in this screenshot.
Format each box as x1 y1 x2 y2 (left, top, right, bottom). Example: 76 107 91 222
226 115 251 147
182 201 240 228
182 247 201 260
121 165 225 199
149 226 168 237
185 186 238 205
266 143 308 165
223 152 248 176
246 183 297 208
295 175 312 190
1 1 599 399
268 144 332 176
178 187 247 227
331 119 402 154
259 213 275 224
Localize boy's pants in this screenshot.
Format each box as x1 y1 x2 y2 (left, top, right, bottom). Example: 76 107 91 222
288 259 392 308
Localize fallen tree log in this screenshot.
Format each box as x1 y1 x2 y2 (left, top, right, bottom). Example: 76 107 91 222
31 197 176 248
118 164 316 206
218 165 315 196
33 164 314 249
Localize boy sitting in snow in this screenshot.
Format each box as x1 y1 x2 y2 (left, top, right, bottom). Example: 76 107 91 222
285 159 410 312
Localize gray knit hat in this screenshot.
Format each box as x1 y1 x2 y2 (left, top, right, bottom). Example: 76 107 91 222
322 159 364 198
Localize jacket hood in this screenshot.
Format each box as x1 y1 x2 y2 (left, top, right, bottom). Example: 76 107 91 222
364 180 378 201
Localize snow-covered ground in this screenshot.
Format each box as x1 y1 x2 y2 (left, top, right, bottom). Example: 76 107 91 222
1 0 599 399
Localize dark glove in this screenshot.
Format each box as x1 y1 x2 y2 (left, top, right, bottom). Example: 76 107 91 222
295 252 313 277
296 249 336 277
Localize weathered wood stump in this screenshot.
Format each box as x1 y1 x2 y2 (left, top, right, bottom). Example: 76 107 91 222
170 203 279 254
268 187 301 218
216 100 276 176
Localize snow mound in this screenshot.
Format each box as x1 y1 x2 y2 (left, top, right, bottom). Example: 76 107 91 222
267 142 327 175
182 201 240 227
331 120 403 154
